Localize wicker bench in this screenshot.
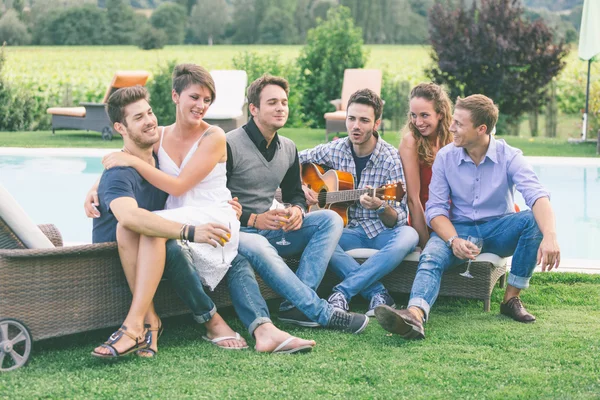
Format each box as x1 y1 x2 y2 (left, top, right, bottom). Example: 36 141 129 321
1 221 506 370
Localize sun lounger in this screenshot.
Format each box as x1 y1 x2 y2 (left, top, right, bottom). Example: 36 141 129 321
46 71 150 140
324 69 384 142
203 70 248 132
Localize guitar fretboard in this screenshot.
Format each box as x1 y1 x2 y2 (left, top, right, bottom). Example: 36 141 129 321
319 188 374 204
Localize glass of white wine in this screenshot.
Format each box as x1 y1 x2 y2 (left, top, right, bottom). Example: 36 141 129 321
459 236 483 279
276 203 292 246
221 222 232 264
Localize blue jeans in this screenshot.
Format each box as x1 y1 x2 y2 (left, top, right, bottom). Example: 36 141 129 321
164 240 272 336
409 211 542 320
164 240 216 324
239 210 343 326
329 224 419 300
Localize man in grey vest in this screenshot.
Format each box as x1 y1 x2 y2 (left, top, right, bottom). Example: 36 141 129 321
226 74 369 334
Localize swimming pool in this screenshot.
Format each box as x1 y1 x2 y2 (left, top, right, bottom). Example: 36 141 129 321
1 149 599 260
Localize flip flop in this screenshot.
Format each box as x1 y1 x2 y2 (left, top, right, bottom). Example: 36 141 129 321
263 336 314 354
91 325 150 359
202 332 249 350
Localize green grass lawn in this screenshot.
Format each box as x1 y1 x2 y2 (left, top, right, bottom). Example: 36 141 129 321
1 128 599 157
1 273 599 398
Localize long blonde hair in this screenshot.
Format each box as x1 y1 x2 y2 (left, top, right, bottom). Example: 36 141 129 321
403 83 453 165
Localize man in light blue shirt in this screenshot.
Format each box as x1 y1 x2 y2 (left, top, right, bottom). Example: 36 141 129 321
375 94 561 340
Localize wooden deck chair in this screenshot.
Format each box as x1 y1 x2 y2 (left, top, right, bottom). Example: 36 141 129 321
46 71 150 140
324 69 383 142
203 70 248 132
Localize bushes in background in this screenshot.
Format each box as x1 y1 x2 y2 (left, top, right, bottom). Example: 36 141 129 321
297 6 367 128
0 47 39 131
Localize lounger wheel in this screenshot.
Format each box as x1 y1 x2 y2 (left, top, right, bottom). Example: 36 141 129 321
0 319 32 372
101 126 113 141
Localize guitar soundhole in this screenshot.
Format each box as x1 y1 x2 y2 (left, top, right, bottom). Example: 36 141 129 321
318 189 327 208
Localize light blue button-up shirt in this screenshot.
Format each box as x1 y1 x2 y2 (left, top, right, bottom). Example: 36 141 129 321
425 136 550 227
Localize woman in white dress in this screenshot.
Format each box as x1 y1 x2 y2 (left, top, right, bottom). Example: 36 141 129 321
94 65 247 357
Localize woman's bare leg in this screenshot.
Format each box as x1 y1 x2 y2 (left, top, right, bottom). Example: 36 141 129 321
94 234 166 355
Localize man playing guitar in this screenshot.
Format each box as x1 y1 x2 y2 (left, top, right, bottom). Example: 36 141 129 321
299 89 419 317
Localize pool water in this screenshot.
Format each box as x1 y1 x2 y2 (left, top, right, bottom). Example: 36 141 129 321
1 153 599 260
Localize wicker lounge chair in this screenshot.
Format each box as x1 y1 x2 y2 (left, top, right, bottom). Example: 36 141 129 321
1 182 505 371
203 70 248 132
46 71 150 140
324 69 384 142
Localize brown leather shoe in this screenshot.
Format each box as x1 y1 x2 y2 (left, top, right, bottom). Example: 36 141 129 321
374 305 425 340
500 297 536 323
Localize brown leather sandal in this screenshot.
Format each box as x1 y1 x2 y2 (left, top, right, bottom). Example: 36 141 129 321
91 325 150 359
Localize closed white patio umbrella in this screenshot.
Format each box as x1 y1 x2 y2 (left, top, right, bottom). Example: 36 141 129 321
578 0 600 140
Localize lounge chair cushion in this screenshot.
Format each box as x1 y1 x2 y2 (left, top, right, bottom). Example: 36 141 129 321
204 107 244 119
324 110 347 121
0 183 54 249
204 70 248 120
46 107 87 118
346 248 507 268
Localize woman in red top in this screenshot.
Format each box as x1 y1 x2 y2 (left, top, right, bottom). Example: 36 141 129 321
399 83 453 249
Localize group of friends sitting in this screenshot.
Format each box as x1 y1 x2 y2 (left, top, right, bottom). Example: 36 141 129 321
85 63 561 359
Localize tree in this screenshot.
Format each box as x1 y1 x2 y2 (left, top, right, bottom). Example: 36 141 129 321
297 6 367 128
0 9 30 45
174 0 197 15
106 0 138 45
230 0 258 44
258 6 298 44
427 0 567 133
150 2 187 45
136 24 167 50
32 5 109 45
187 0 230 45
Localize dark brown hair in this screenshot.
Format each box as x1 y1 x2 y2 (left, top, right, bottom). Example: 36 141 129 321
347 88 384 121
403 83 453 165
247 74 289 108
107 85 149 126
455 94 499 134
172 63 216 102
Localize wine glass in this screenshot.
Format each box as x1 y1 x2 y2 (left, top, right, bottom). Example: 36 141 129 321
276 203 292 246
459 236 483 279
220 222 232 265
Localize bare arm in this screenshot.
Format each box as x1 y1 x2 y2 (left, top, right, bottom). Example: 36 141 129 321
103 128 227 197
84 177 101 218
531 197 560 271
399 134 429 248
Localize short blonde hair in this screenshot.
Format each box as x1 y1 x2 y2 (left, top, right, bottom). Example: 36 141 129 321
455 94 499 134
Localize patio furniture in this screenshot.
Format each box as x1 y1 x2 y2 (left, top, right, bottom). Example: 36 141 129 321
1 182 505 371
344 249 507 313
324 69 384 142
46 71 150 140
203 70 248 132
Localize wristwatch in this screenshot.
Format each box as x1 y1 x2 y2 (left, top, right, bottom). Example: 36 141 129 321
376 202 387 215
446 235 459 249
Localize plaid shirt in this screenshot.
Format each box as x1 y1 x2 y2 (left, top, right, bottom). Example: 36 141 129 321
298 137 407 239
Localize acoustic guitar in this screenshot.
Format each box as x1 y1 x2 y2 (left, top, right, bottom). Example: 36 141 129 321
301 163 405 226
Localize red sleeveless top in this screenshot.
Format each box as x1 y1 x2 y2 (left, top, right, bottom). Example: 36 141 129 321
419 162 433 210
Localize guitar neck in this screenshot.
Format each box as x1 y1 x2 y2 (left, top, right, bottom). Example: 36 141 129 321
325 188 371 204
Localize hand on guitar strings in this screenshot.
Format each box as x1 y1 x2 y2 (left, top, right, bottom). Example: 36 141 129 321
302 184 319 206
359 186 384 210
